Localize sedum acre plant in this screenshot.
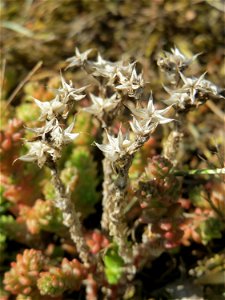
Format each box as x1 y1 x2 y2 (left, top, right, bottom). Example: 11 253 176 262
2 46 225 299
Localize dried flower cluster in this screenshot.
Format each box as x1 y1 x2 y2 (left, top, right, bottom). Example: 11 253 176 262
18 74 93 265
19 76 84 167
65 47 222 266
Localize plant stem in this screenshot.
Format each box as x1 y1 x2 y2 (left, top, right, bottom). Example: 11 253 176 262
172 168 225 176
106 134 153 264
109 155 134 264
50 163 91 266
101 157 114 231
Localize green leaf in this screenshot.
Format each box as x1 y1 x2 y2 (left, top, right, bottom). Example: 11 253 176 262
198 218 223 244
189 186 209 208
103 246 124 285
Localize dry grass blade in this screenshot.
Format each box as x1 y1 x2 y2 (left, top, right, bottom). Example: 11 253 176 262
206 100 225 122
6 61 43 107
0 58 6 97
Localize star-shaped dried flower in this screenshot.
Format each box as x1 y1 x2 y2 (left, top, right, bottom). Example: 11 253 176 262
164 71 219 109
116 68 144 98
177 72 207 103
58 74 86 103
83 93 119 117
84 52 137 87
66 48 93 69
170 48 199 68
49 120 79 148
25 118 56 137
41 120 79 146
19 120 79 167
127 94 173 124
94 53 121 70
164 91 190 109
157 47 199 72
95 129 132 162
19 141 59 168
34 96 67 121
129 117 157 136
87 54 124 84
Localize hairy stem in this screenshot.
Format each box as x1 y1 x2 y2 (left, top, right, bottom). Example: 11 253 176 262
109 155 134 264
50 163 91 266
105 134 153 264
101 157 114 231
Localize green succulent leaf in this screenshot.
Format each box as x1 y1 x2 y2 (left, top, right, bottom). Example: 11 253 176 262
103 246 124 285
198 218 223 244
